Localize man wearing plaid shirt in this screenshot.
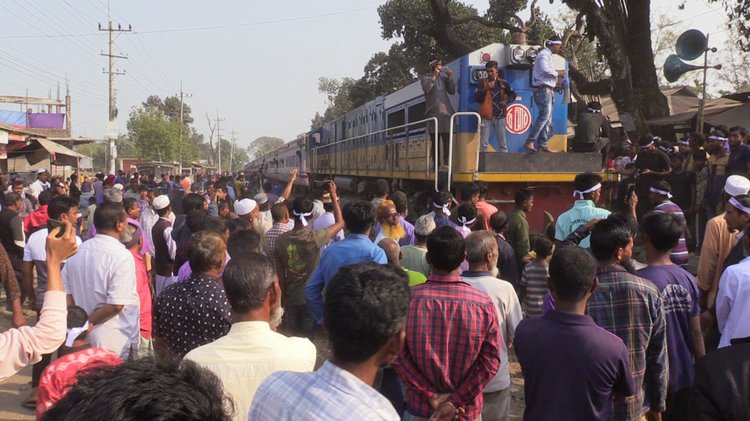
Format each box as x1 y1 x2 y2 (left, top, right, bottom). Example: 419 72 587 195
393 226 501 421
264 202 292 256
588 216 669 421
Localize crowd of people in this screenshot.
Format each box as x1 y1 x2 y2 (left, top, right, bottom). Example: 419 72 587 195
0 133 749 421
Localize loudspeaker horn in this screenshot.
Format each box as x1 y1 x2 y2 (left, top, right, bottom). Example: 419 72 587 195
664 54 703 83
676 29 708 61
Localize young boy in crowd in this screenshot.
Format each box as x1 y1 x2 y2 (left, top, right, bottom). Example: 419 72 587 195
519 236 553 317
637 212 705 420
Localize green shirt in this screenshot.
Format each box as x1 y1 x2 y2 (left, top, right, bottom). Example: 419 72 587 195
506 207 530 264
404 268 427 287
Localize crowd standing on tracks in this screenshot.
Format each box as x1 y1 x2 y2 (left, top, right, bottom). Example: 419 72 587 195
1 127 750 421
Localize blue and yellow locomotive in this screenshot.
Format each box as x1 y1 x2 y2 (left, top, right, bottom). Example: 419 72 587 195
248 42 602 230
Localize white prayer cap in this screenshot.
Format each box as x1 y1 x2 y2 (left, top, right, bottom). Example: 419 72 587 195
153 195 170 210
113 183 124 191
235 198 257 216
414 214 437 235
724 175 750 197
36 168 48 174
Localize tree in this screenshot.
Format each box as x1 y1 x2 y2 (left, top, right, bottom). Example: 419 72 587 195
218 137 249 172
317 77 357 122
247 136 285 160
717 25 750 93
558 0 670 129
378 0 506 74
142 95 194 124
711 0 750 50
126 107 181 162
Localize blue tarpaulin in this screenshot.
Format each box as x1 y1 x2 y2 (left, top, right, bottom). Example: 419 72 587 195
0 110 26 126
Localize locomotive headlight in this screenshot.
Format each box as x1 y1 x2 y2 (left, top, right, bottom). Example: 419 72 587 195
526 47 539 61
511 46 526 63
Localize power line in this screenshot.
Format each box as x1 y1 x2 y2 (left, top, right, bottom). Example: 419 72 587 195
0 6 376 39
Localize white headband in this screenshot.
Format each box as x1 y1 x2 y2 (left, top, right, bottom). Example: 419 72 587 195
649 186 672 199
547 40 562 45
677 140 689 145
573 183 602 199
458 216 476 226
293 210 312 227
640 141 654 149
65 321 89 347
708 135 728 142
433 202 451 216
729 197 750 214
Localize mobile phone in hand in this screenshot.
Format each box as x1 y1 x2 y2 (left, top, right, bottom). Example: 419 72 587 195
47 218 66 238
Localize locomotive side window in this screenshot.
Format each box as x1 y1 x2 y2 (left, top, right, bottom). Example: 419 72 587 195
387 108 406 139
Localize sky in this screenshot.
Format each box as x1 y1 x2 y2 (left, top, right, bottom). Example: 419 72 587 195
0 0 734 152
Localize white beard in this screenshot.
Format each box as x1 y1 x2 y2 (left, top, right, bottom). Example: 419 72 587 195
270 306 285 330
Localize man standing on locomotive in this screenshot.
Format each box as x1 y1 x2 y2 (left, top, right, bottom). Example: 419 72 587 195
525 35 565 153
475 60 517 153
422 58 456 170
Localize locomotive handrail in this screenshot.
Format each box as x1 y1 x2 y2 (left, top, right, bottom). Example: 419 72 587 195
446 112 482 192
314 117 439 151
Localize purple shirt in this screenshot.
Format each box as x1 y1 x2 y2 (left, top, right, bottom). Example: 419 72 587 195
515 310 636 421
541 292 555 315
636 264 701 393
728 144 750 175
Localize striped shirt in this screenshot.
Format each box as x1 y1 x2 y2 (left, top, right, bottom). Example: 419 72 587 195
587 264 669 421
249 361 399 421
654 200 689 267
520 261 549 317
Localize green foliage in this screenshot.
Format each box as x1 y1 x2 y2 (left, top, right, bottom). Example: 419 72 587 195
126 107 182 162
378 0 504 71
142 95 194 124
317 77 357 122
218 137 249 172
247 136 285 160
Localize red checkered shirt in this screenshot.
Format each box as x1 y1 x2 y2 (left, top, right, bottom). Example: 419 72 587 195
393 274 501 420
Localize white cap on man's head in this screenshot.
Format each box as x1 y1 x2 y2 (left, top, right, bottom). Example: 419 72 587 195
113 183 124 191
235 198 257 216
724 175 750 197
153 195 170 210
36 168 48 174
253 193 268 205
414 214 437 236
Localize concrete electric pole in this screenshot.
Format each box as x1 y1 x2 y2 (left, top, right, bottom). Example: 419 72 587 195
178 81 192 168
99 20 131 174
215 113 225 174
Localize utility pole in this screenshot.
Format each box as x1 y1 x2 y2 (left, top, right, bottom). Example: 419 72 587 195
177 80 192 168
229 131 238 174
215 113 225 174
99 20 131 174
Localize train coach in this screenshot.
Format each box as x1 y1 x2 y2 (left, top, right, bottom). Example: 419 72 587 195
249 41 604 231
